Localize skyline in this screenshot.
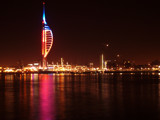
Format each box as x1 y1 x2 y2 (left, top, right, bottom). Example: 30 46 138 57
0 0 160 66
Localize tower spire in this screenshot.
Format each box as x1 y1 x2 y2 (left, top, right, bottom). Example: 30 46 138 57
43 1 47 24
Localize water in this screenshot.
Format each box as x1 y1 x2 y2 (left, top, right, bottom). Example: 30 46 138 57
0 73 160 120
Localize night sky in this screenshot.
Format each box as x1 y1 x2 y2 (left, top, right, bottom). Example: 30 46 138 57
0 0 160 66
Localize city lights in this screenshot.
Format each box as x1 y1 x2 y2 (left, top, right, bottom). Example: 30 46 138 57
0 56 160 73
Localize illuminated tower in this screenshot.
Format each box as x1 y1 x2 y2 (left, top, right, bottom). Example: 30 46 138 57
101 54 104 70
42 2 53 69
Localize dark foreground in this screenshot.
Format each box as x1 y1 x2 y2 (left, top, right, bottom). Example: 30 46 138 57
0 73 160 120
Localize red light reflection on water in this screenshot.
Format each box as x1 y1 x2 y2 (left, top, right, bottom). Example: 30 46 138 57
39 74 56 120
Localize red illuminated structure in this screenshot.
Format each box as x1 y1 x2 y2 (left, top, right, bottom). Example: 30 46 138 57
42 2 53 69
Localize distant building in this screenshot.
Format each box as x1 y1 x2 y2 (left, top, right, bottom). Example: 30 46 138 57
100 54 104 70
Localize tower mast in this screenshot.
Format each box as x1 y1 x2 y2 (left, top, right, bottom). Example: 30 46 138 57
42 1 46 69
41 1 54 70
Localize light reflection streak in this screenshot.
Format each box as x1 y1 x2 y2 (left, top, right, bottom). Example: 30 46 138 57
39 74 56 120
56 74 66 119
4 74 14 119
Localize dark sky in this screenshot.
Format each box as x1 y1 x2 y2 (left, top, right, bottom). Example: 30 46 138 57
0 0 160 66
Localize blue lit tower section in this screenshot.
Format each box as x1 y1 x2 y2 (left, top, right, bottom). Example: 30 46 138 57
42 2 53 69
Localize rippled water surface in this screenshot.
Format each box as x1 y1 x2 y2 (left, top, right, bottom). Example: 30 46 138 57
0 73 160 120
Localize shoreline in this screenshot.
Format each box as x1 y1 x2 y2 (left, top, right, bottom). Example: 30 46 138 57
0 70 160 74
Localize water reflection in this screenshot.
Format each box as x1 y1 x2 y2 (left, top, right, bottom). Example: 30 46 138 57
39 74 56 120
1 73 160 120
4 74 14 120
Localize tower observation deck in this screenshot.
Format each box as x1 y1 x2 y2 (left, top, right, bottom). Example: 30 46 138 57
42 2 53 69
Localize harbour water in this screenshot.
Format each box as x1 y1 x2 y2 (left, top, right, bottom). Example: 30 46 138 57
0 73 160 120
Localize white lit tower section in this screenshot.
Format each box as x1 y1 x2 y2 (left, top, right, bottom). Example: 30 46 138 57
42 2 53 69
